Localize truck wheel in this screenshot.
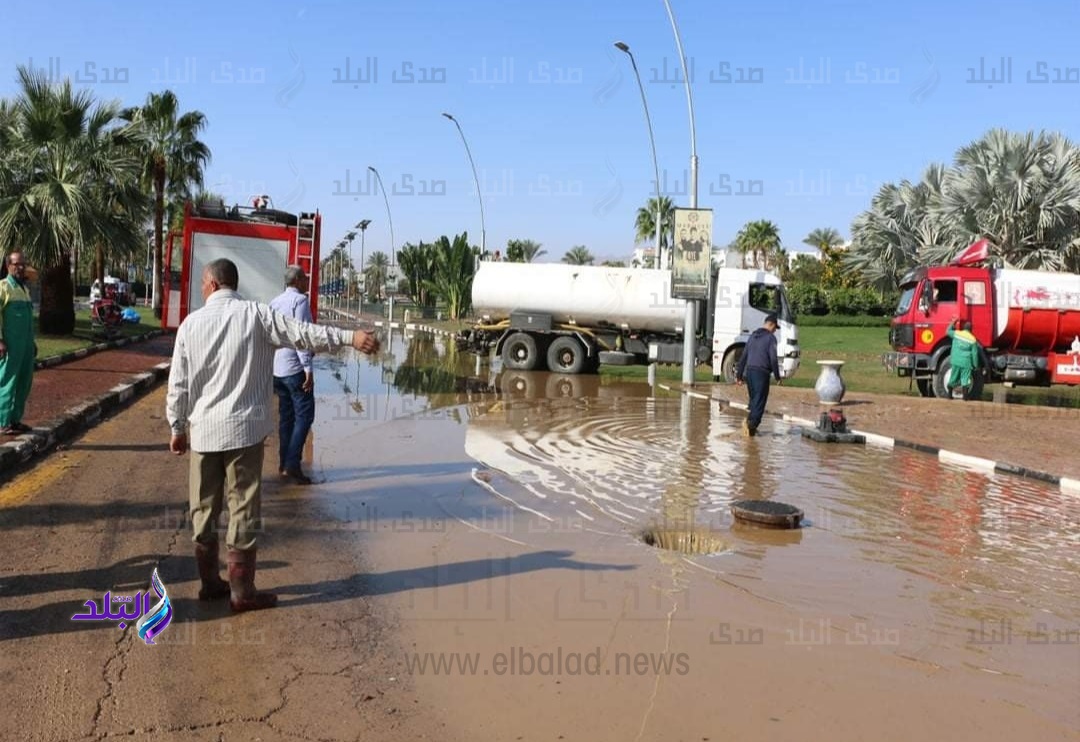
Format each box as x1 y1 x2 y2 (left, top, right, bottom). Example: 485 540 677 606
547 336 587 375
721 347 744 384
502 332 541 371
932 359 984 401
916 379 934 397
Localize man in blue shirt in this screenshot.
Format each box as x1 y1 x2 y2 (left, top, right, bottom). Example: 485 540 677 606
270 266 317 484
734 313 782 436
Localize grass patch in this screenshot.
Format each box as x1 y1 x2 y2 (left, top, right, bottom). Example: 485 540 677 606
35 306 161 359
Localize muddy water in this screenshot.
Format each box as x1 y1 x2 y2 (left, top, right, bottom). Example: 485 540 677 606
310 330 1080 738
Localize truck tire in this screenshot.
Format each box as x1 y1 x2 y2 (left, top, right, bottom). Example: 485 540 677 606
502 332 542 371
932 358 984 401
547 336 587 375
721 346 744 384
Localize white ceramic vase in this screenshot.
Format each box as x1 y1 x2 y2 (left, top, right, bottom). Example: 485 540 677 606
814 360 846 404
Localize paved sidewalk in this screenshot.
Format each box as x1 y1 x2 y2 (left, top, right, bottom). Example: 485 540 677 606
0 333 174 476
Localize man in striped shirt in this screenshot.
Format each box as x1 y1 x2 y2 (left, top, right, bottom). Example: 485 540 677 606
167 258 380 613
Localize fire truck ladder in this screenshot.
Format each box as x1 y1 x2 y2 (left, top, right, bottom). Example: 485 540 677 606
295 212 317 269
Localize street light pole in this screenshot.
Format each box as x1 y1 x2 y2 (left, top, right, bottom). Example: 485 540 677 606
368 166 396 324
336 240 346 310
441 113 486 257
356 219 371 314
344 230 357 317
614 42 663 271
662 0 700 385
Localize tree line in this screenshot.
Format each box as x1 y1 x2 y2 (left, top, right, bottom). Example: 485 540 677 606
0 66 210 334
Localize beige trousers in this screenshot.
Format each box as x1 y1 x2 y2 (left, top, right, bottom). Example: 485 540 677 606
189 441 264 551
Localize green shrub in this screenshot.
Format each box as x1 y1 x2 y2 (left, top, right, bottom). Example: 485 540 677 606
797 314 893 327
786 282 828 316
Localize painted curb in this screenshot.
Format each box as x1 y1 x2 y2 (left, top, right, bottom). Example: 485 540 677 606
660 382 1079 495
35 329 165 370
0 361 171 477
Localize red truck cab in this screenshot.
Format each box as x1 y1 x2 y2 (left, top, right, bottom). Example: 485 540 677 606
883 239 1080 398
885 265 994 398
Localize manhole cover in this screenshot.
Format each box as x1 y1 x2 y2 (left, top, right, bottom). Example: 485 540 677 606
640 527 728 555
730 500 804 529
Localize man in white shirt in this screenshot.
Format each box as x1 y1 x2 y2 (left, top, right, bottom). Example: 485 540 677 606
167 258 380 613
269 266 316 485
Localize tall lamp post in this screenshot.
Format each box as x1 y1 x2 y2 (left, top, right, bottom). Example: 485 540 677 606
344 230 357 316
368 166 396 324
662 0 700 385
356 219 371 313
441 113 486 257
336 240 347 309
614 41 663 271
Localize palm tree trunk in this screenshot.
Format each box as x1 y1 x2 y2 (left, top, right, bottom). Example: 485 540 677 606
152 165 166 319
95 243 106 285
39 255 76 336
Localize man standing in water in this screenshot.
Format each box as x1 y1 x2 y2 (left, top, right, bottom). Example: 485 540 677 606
167 258 381 612
734 313 782 436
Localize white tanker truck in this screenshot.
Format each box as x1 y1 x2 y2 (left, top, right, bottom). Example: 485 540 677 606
455 261 801 380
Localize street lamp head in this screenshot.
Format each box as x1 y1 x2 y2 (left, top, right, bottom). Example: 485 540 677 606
441 112 455 121
614 41 630 53
367 166 377 173
356 219 372 230
345 231 356 241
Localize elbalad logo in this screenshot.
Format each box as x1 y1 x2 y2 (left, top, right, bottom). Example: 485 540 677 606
71 568 174 645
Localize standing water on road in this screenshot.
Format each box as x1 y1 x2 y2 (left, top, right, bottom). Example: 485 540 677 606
311 329 1079 730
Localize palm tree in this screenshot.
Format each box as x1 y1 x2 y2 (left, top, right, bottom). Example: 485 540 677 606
937 129 1080 270
121 91 211 319
634 196 675 254
505 238 546 262
398 241 438 308
735 220 782 270
846 169 950 291
428 233 475 319
802 227 844 254
561 245 594 265
364 250 390 301
802 226 856 289
0 66 145 333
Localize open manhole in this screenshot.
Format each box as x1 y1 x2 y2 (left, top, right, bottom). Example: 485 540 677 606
730 499 804 529
639 527 729 555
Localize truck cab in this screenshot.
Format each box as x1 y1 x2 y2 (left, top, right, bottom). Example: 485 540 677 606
710 269 800 382
885 265 995 397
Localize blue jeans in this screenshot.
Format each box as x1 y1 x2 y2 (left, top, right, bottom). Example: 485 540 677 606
273 372 315 472
744 368 772 431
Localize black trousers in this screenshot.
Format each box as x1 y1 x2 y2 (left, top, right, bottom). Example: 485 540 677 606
745 368 772 431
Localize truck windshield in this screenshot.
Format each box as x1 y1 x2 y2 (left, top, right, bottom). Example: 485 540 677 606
749 283 795 323
894 285 917 316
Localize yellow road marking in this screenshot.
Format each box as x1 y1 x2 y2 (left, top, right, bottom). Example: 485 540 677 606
0 451 89 508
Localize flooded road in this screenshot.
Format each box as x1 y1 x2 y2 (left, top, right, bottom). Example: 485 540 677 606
308 328 1079 740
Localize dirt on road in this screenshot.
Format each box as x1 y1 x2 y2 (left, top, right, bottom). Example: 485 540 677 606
0 388 453 742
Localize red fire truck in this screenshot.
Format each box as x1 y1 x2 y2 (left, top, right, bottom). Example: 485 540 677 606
162 199 322 330
883 239 1080 399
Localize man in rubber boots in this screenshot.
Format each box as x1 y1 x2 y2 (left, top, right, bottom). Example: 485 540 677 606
734 313 782 436
167 258 381 613
946 317 981 399
0 252 36 436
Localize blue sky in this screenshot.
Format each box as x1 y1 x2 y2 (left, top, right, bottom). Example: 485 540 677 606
4 0 1080 263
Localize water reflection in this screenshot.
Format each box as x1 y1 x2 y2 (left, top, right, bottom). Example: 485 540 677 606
320 330 1079 652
